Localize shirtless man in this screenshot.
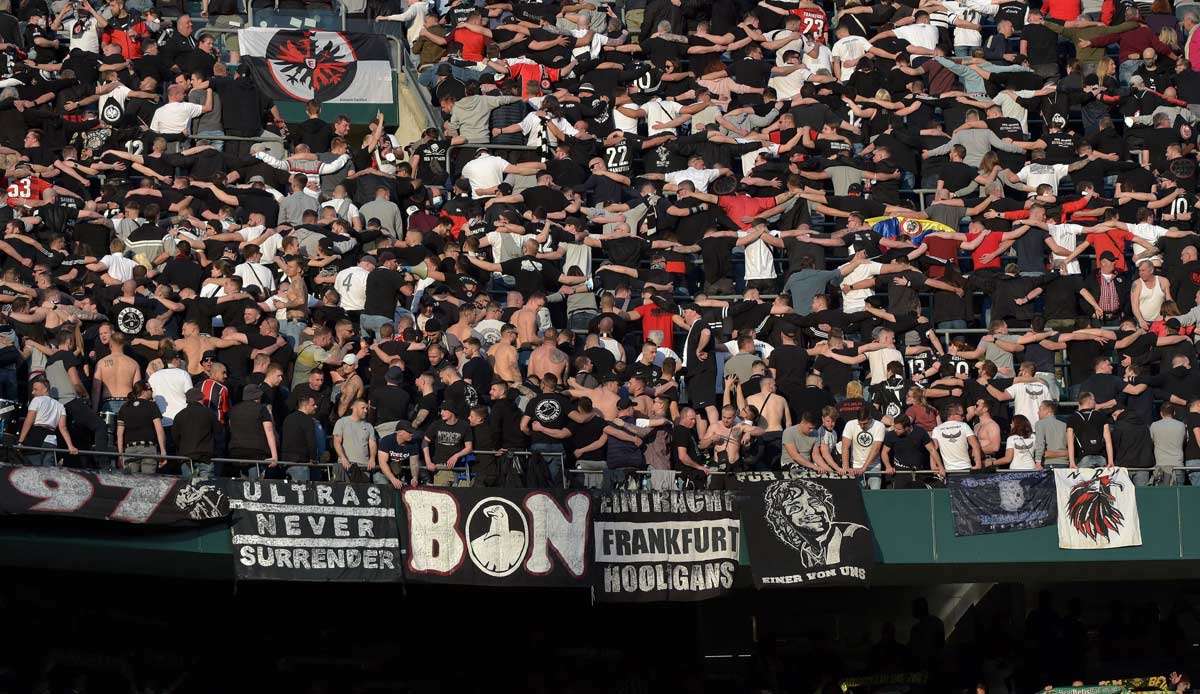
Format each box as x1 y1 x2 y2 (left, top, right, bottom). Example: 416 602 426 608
335 355 365 417
92 332 141 417
512 292 545 348
743 377 792 468
487 323 521 385
626 375 655 415
973 399 1002 460
447 305 476 345
567 376 621 419
528 327 569 381
176 320 248 380
700 405 748 469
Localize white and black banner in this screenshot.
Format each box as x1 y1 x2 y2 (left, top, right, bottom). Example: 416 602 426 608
736 474 875 587
594 490 740 602
0 464 228 525
227 480 402 582
1055 468 1142 550
400 488 592 587
239 29 393 104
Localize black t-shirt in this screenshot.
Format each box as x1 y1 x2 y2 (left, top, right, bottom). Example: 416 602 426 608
228 401 272 456
671 424 701 470
370 384 411 425
525 392 572 444
424 418 472 466
1186 412 1200 460
884 426 932 471
443 378 480 415
116 398 160 443
1068 409 1110 457
363 267 406 317
500 256 559 297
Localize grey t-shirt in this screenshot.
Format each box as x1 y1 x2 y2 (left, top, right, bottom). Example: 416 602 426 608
1034 415 1068 464
1150 417 1185 469
781 425 817 468
785 268 841 315
333 415 376 466
984 335 1019 375
188 87 222 134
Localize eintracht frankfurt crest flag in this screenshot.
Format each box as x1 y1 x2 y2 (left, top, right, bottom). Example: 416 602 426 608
1054 468 1142 549
239 29 393 104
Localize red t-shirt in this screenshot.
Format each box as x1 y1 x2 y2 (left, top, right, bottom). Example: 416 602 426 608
5 176 50 206
968 228 1003 270
634 301 676 350
453 27 488 62
507 62 561 98
789 6 828 42
718 194 776 230
923 235 963 278
1042 0 1081 22
1085 228 1133 272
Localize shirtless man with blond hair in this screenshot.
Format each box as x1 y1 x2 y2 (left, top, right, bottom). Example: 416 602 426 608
92 332 140 416
513 292 545 348
745 377 792 433
176 321 248 379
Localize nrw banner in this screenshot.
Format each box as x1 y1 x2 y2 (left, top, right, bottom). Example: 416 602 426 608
239 29 393 104
736 476 874 587
0 464 227 525
1054 468 1142 549
594 490 740 602
401 487 592 587
227 480 402 582
948 470 1056 536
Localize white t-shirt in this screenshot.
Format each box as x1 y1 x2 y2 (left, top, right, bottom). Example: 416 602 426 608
1048 223 1082 275
462 154 510 198
841 418 886 469
148 367 193 426
767 66 813 100
894 23 940 51
801 44 833 74
1007 434 1038 470
99 83 131 125
866 346 903 386
519 113 578 148
1016 163 1070 195
644 98 684 135
100 253 137 281
739 229 780 280
1128 222 1170 263
64 15 100 53
932 419 976 471
234 261 276 292
150 101 204 135
28 395 66 428
841 260 882 313
665 167 722 193
334 265 370 311
485 230 537 263
831 35 871 81
1006 379 1051 426
321 198 361 223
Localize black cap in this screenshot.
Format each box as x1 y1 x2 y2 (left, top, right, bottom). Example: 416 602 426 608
186 387 204 403
1099 251 1118 262
436 63 453 76
243 384 264 401
847 183 863 194
386 366 406 383
617 396 634 410
201 350 217 362
378 250 397 263
394 420 419 436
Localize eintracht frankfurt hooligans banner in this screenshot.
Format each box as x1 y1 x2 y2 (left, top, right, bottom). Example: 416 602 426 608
401 487 592 587
1054 468 1142 550
227 480 402 582
736 477 874 587
0 464 228 525
594 490 740 602
238 29 393 104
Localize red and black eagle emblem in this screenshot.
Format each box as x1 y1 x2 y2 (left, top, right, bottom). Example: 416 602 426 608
1066 472 1126 541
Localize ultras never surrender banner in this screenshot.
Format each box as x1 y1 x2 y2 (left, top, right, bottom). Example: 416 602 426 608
593 490 741 602
0 464 228 524
736 473 875 587
948 470 1057 536
227 480 402 582
239 29 393 104
401 487 592 587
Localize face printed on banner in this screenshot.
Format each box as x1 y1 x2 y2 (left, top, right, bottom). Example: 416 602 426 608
763 479 867 569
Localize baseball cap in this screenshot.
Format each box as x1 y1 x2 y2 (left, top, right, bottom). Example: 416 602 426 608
617 396 634 410
201 350 217 362
394 420 419 436
847 183 863 194
186 387 204 403
361 255 378 266
436 63 453 76
385 366 406 383
247 175 266 184
243 384 264 401
1099 251 1118 262
378 251 397 263
578 82 596 93
342 353 358 366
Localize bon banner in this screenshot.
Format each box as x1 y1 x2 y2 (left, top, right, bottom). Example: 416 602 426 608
593 490 741 602
226 480 402 582
0 464 228 525
735 472 875 587
400 487 592 587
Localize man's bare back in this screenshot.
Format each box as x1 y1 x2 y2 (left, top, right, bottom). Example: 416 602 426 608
529 345 567 381
490 342 521 384
96 352 139 401
514 307 538 346
748 391 787 432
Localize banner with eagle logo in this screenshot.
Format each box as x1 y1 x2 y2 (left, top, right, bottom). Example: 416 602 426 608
1054 468 1142 549
238 29 393 105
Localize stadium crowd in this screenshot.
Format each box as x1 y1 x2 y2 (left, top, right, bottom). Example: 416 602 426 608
8 0 1200 489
